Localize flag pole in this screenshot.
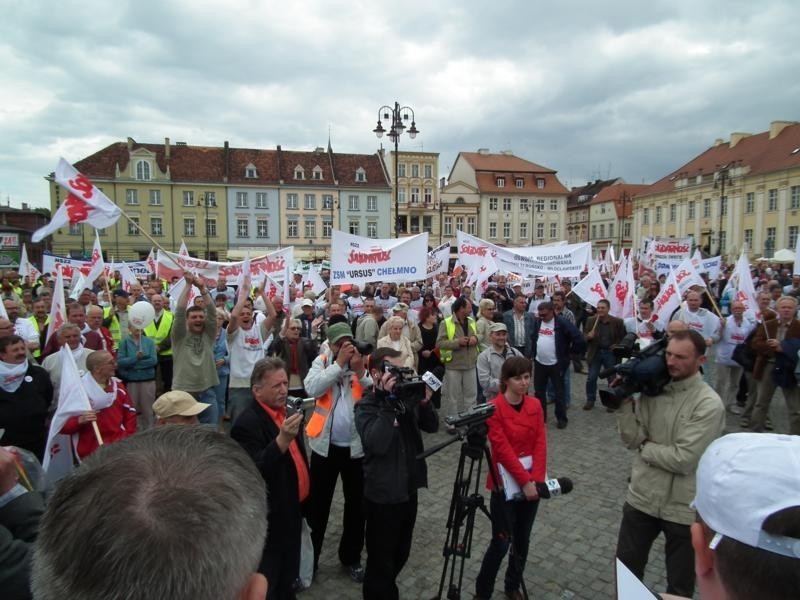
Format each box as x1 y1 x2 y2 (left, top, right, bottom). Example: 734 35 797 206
119 211 171 255
91 421 104 446
703 287 723 319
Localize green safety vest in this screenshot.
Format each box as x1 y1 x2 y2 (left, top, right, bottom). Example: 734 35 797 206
440 315 478 363
103 306 129 350
27 315 49 358
144 310 174 356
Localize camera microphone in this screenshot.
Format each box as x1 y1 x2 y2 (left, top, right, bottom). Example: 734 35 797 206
513 477 574 501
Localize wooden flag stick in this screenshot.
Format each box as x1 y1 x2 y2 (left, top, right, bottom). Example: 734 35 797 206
703 287 723 319
119 211 171 256
92 421 104 446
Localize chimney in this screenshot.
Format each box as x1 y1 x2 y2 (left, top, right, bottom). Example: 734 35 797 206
769 120 796 140
729 132 752 148
276 145 283 184
127 137 134 151
477 148 490 155
165 137 171 159
714 138 724 147
223 141 230 183
500 149 513 155
21 202 28 210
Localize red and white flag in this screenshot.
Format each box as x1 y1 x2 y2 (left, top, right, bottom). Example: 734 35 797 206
674 256 706 295
18 243 40 283
652 269 681 327
33 158 122 242
609 253 635 319
82 230 106 288
117 263 139 292
466 252 498 289
145 248 156 276
42 345 93 485
45 266 67 346
730 251 759 321
571 267 607 308
303 266 328 296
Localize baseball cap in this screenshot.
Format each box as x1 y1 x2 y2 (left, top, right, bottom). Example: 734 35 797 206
301 298 314 307
489 322 508 333
112 289 130 298
326 322 353 345
153 391 210 419
392 302 409 312
693 432 800 558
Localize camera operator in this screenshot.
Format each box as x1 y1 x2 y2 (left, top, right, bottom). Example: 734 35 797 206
354 347 438 600
303 322 372 583
615 329 725 598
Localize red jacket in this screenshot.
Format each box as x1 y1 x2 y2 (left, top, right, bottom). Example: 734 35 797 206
485 392 547 492
61 379 137 459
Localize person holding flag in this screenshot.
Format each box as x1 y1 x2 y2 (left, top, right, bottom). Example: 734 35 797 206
624 299 665 344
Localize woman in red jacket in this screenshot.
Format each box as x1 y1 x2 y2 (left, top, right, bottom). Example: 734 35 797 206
475 356 547 600
61 350 137 460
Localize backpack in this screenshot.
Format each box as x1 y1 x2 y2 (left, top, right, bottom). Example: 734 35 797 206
731 328 758 372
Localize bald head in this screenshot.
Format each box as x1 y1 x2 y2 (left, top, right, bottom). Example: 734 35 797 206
667 320 689 337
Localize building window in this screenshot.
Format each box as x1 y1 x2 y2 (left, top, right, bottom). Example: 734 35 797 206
688 201 695 220
503 198 512 211
536 199 545 212
204 192 216 206
408 164 418 178
744 228 753 249
609 223 614 238
184 218 196 237
520 222 528 238
125 189 138 205
489 198 498 211
444 216 453 236
489 222 497 238
791 186 800 210
256 219 268 238
550 222 558 239
537 178 545 189
256 192 268 208
467 216 476 235
304 194 316 210
349 220 359 235
719 231 726 253
348 195 359 210
789 226 799 249
287 193 298 209
183 191 194 206
149 190 161 206
592 225 597 239
411 188 420 203
520 198 529 211
360 195 375 212
745 192 754 213
503 222 511 238
410 216 420 234
236 192 248 208
312 166 323 180
643 208 649 225
367 222 377 238
136 160 151 181
150 217 163 237
398 188 406 203
322 218 332 238
355 168 367 182
515 178 524 188
423 216 433 232
323 195 334 209
245 165 257 178
398 163 406 177
424 188 432 203
703 198 711 218
424 164 432 178
294 166 304 180
127 217 140 236
768 189 778 211
496 177 505 188
600 224 605 238
304 219 316 238
623 222 631 238
287 219 298 238
550 199 558 211
206 218 216 237
538 223 545 239
669 204 676 222
456 216 464 231
720 197 728 216
656 206 662 223
237 218 248 238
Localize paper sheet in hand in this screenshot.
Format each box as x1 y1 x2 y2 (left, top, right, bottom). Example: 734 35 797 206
616 558 659 599
497 455 532 501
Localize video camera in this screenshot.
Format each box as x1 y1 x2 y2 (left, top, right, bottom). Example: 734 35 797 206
352 340 374 355
286 396 316 417
598 334 670 410
382 363 426 406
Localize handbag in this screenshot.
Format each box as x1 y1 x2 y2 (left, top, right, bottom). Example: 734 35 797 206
731 329 757 372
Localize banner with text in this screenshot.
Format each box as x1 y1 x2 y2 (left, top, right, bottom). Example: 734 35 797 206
456 231 591 278
427 242 451 277
644 236 693 275
330 230 428 286
156 247 293 285
43 254 152 281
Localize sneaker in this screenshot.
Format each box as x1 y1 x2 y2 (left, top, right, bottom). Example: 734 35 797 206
582 402 594 411
726 404 743 415
343 562 365 583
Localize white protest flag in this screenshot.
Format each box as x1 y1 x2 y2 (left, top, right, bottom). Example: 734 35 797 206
330 230 428 286
303 266 328 296
691 248 703 269
118 263 139 292
42 345 93 484
167 277 197 312
145 248 156 277
283 263 291 306
82 230 106 288
235 251 252 295
33 158 122 242
571 267 607 308
427 242 451 277
730 251 759 320
68 273 86 301
265 273 284 300
605 244 615 274
673 256 707 295
466 250 499 287
0 296 7 320
45 266 67 345
608 253 635 319
794 233 800 276
18 243 40 283
652 269 682 328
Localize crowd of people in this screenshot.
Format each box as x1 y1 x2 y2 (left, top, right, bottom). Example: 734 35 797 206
0 258 799 600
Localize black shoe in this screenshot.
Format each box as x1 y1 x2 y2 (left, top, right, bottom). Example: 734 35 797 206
582 402 594 411
556 420 567 429
343 562 365 583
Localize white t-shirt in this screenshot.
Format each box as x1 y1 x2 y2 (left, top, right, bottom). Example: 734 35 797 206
717 317 756 366
227 324 266 386
330 381 353 447
346 295 365 318
14 318 38 343
536 319 557 365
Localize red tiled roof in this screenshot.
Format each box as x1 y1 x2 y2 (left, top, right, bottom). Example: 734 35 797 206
591 183 649 218
566 178 621 209
460 151 555 173
330 152 390 188
641 122 800 197
475 172 568 195
227 148 280 184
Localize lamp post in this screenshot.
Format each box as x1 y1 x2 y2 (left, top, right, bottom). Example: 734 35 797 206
373 102 419 238
714 163 732 256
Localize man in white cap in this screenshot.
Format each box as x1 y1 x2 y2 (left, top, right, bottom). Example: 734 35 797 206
153 390 210 425
662 432 800 600
476 322 522 399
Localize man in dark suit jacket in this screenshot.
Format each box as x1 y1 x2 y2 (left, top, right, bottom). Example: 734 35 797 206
583 299 627 410
231 357 310 600
503 294 536 357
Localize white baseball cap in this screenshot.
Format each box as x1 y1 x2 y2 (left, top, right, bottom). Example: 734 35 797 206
693 432 800 558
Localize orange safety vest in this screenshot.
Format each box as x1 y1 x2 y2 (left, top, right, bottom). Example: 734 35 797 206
305 354 364 438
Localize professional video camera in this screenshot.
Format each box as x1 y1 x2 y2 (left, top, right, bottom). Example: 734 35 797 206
286 396 316 417
598 334 670 410
382 363 426 405
352 340 373 355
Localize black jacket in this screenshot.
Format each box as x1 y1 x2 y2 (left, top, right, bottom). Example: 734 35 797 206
530 315 586 371
355 388 438 504
0 364 53 461
0 489 44 600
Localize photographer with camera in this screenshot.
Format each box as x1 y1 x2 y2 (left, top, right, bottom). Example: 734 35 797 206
474 356 546 600
615 329 725 598
303 322 373 583
354 347 438 600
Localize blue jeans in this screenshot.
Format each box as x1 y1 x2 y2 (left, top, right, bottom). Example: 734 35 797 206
586 348 617 404
475 491 539 598
547 364 572 408
191 387 219 425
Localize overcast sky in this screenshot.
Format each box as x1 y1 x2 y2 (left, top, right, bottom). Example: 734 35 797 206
1 0 799 210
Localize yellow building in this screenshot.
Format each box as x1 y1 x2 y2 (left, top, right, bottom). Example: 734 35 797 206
633 121 800 259
386 150 440 239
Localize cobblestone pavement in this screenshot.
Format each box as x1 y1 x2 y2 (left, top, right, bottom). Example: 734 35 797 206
299 372 791 600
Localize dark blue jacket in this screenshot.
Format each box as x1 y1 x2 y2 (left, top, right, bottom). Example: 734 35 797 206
502 309 536 357
531 315 586 371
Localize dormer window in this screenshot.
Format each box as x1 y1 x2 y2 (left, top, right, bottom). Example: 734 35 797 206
312 165 323 180
496 177 505 187
355 167 366 182
245 163 258 179
515 178 524 188
294 165 305 180
136 160 151 181
536 178 545 189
